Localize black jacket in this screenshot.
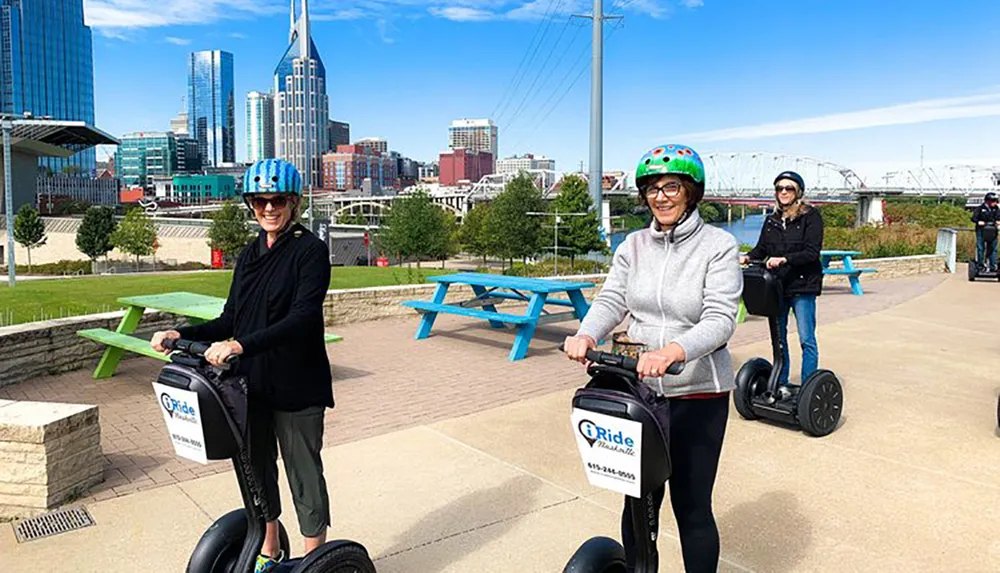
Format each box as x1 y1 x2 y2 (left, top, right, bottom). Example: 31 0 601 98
747 206 825 297
178 223 334 411
971 203 1000 226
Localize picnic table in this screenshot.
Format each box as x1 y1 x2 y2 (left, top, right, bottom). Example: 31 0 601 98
77 291 342 379
820 250 876 295
400 272 595 361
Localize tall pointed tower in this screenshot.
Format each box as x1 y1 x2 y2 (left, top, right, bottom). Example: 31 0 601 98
274 0 329 189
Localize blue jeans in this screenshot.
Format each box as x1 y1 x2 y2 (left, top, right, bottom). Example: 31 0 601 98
976 229 998 270
776 295 818 385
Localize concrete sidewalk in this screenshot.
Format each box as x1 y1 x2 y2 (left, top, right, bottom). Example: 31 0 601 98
4 273 1000 571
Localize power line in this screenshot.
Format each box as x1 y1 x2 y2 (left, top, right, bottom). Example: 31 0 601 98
491 0 563 124
502 13 577 133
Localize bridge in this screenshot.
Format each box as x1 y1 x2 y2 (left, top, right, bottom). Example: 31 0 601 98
143 153 1000 228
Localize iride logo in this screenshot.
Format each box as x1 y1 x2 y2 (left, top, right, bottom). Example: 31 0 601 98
577 418 636 456
160 392 198 423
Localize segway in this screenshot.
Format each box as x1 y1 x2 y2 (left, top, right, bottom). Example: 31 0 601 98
732 261 843 437
560 344 684 573
968 221 1000 281
153 338 376 573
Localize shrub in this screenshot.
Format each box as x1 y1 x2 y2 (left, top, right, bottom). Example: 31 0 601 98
503 257 609 277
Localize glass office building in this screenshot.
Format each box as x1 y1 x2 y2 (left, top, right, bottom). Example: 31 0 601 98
188 50 234 167
0 0 97 175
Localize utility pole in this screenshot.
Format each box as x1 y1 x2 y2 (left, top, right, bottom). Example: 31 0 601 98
574 0 620 248
527 207 590 275
2 115 14 287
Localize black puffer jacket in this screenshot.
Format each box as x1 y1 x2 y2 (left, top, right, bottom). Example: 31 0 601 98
746 206 824 297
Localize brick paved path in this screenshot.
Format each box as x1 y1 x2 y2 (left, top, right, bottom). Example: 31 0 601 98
0 274 947 504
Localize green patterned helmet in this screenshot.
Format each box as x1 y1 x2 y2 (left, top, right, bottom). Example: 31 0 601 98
635 144 705 187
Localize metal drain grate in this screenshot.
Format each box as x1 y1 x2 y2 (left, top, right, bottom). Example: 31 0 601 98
12 506 96 543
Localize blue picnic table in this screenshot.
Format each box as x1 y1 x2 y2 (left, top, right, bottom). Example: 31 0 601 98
401 272 595 361
820 250 876 295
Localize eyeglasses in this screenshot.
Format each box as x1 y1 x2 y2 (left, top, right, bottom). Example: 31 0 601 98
775 185 798 194
249 195 290 210
643 181 683 198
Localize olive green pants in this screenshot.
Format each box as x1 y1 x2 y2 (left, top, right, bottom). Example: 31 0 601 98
249 403 331 537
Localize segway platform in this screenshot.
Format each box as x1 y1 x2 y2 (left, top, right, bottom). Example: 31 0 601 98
733 263 843 437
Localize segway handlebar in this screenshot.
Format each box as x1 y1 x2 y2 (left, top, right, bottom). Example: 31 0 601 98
559 343 685 376
162 338 238 364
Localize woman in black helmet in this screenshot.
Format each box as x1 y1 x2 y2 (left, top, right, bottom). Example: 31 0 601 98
971 192 1000 272
740 170 824 393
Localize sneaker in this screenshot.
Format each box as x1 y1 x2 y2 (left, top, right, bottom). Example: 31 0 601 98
777 385 794 401
255 550 285 573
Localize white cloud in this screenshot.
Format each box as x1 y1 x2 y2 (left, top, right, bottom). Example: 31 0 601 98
84 0 285 29
681 0 703 7
230 32 248 39
164 36 192 45
675 92 1000 142
429 6 496 21
312 9 368 21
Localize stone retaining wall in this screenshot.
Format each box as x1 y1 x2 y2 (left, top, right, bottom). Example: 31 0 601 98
0 400 102 520
0 312 178 388
822 254 946 284
0 255 945 388
322 274 608 326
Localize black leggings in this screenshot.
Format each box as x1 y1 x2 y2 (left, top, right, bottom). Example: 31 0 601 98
621 394 729 573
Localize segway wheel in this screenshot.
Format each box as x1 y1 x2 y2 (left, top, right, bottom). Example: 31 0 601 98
562 536 627 573
289 541 376 573
734 358 771 421
186 509 291 573
797 370 843 437
996 393 999 430
968 261 977 281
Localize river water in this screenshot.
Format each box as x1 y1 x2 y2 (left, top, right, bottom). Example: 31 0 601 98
609 213 766 253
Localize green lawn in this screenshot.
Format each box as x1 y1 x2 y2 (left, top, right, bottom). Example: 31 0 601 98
0 267 454 327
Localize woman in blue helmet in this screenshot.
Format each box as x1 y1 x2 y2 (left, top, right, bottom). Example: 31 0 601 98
152 159 333 572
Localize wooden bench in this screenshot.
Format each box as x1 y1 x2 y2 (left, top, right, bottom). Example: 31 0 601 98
401 300 534 325
79 328 343 359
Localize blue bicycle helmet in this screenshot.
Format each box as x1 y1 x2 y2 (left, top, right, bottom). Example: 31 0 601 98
242 159 303 196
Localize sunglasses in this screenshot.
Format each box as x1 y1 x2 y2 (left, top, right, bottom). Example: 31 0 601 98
775 185 799 194
248 195 291 210
643 181 683 198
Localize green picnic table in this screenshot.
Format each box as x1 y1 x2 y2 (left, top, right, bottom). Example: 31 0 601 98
77 291 342 379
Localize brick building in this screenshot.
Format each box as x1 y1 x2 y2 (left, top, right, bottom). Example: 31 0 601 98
439 149 493 187
322 145 397 191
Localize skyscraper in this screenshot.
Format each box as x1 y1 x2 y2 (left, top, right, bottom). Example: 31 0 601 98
274 0 329 189
0 0 97 175
449 119 498 160
246 91 275 163
188 50 235 167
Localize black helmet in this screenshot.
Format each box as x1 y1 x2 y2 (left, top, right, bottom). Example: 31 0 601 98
986 192 998 203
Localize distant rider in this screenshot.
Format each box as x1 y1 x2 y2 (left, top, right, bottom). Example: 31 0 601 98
971 192 1000 272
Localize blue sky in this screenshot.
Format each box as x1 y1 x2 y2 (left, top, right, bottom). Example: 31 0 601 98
86 0 1000 185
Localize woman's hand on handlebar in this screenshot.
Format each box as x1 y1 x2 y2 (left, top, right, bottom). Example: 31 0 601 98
739 254 749 265
638 343 686 378
151 330 181 354
563 335 597 364
766 256 787 269
204 340 243 367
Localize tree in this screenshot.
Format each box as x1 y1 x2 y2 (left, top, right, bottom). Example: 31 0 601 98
430 211 461 269
337 212 368 226
483 173 545 268
377 189 451 268
13 204 46 273
548 174 608 270
208 200 255 267
110 206 157 269
458 203 491 265
75 205 117 264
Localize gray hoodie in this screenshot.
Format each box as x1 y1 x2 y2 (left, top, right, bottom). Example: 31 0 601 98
576 209 743 398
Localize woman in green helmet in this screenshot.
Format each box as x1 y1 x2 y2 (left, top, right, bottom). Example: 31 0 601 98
564 144 742 573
